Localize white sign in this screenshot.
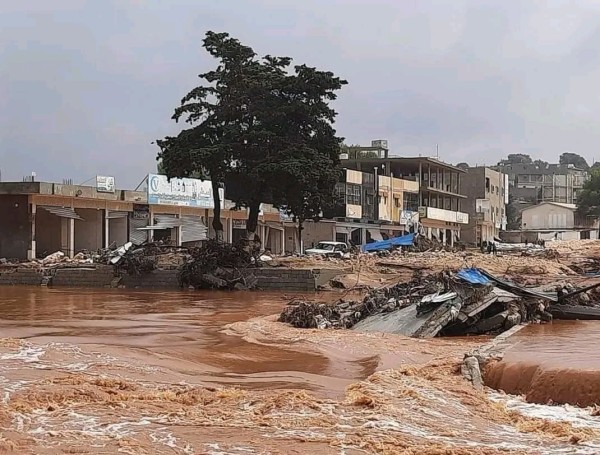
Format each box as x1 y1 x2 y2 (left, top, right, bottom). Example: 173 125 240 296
96 175 115 193
147 174 224 208
400 210 418 225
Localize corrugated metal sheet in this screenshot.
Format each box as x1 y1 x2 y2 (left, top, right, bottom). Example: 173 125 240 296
129 217 148 245
181 215 208 243
39 206 84 220
107 211 129 219
136 215 184 230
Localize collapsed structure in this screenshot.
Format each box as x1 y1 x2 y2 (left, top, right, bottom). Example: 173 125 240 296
279 267 600 338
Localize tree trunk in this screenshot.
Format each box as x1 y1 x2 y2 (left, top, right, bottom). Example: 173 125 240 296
211 180 224 242
245 201 261 255
246 201 260 239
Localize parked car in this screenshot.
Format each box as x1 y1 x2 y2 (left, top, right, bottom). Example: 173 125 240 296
305 241 349 258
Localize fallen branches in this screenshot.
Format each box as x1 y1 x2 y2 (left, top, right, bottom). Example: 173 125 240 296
179 240 258 290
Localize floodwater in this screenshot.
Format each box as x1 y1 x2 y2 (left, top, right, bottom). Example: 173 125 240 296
0 286 368 396
485 321 600 407
1 287 600 454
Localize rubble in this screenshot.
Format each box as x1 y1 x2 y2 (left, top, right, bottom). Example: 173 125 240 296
279 268 568 338
179 240 258 290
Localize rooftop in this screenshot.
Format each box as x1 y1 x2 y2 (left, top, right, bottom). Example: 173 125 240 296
342 156 466 173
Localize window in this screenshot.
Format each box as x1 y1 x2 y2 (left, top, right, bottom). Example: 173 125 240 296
485 177 490 192
346 184 361 205
394 197 401 208
335 183 346 202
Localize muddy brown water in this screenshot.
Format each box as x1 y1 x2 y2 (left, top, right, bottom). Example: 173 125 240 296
2 287 600 454
485 320 600 407
0 286 378 396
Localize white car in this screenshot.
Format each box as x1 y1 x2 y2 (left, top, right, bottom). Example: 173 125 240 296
305 241 349 258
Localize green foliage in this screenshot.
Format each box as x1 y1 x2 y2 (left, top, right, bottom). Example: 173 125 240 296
577 169 600 216
498 154 532 165
560 152 589 170
157 31 346 237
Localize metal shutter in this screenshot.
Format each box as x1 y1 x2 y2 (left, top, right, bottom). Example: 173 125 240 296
129 217 148 245
181 215 208 243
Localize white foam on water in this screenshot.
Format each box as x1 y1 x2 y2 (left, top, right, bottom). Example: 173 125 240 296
203 443 259 455
150 428 194 454
489 392 600 430
1 346 45 363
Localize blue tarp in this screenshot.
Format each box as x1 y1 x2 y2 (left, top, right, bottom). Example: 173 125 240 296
456 268 490 285
362 233 415 252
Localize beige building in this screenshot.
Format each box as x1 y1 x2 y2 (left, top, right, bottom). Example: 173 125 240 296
520 202 598 240
461 167 508 245
343 156 469 245
0 179 284 261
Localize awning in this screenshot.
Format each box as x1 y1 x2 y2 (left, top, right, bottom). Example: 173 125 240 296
107 211 129 219
39 206 83 220
137 215 183 230
368 228 384 241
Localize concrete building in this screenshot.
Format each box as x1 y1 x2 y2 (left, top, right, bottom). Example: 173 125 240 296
461 167 508 245
0 177 284 261
494 163 588 203
342 157 468 245
325 168 420 245
520 202 598 240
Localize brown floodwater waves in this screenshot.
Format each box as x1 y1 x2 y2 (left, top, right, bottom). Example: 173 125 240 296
0 286 373 396
485 320 600 406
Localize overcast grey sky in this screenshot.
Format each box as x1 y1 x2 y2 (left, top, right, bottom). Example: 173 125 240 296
2 0 600 187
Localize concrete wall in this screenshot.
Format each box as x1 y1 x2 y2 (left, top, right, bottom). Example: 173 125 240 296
35 209 63 256
0 195 30 260
52 266 115 287
0 266 342 291
0 268 43 285
300 221 336 250
74 209 104 252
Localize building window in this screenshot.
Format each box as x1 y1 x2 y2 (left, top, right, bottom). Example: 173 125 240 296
485 177 490 192
346 184 361 205
394 197 400 208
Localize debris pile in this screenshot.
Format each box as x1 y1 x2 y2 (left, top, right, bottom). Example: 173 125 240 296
179 240 258 290
280 268 560 338
280 271 446 329
97 242 162 275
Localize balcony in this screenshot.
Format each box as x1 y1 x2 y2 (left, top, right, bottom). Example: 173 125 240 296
419 206 469 224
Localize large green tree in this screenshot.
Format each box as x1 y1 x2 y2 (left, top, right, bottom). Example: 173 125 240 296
158 31 346 245
577 169 600 217
560 152 589 170
497 154 532 165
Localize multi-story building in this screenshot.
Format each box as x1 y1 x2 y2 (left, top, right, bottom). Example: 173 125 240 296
342 157 469 245
494 163 588 203
325 168 420 245
461 167 508 245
